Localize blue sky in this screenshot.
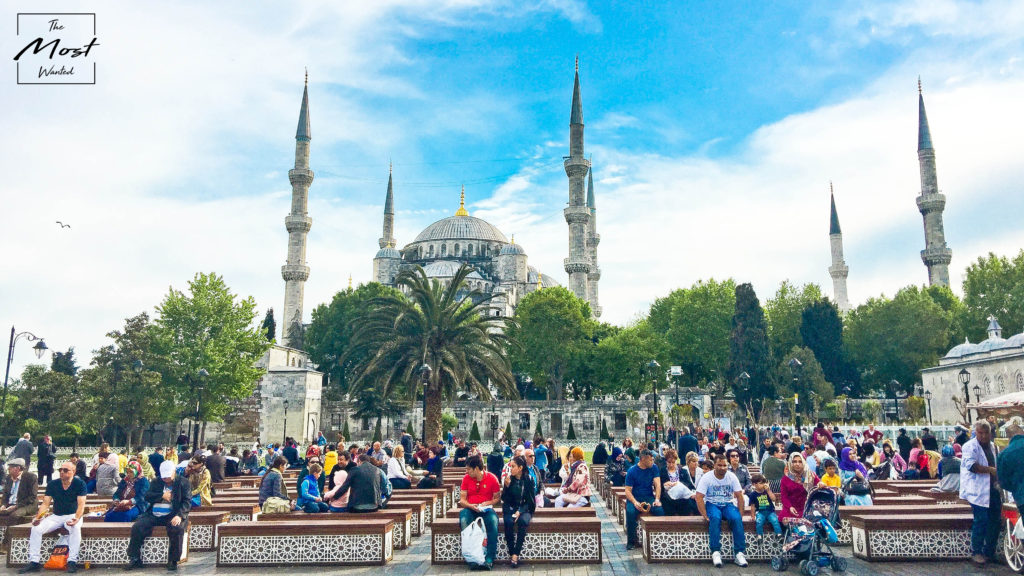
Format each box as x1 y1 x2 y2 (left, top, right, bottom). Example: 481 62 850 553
2 0 1023 376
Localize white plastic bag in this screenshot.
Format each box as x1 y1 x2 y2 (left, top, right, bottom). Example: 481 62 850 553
667 482 693 500
461 517 487 566
1014 517 1024 540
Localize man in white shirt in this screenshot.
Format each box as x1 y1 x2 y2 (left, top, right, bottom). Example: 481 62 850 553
960 420 1001 566
695 454 748 568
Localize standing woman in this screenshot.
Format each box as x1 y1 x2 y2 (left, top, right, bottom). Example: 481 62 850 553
37 435 56 486
501 455 536 568
554 447 591 508
779 452 824 521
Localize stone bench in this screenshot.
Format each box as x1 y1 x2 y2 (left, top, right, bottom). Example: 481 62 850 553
213 481 241 491
431 516 602 564
639 516 783 563
7 522 191 567
204 503 260 522
848 514 972 561
870 495 933 506
834 504 970 545
446 506 597 519
399 488 449 519
258 508 414 550
386 498 430 533
81 511 229 551
217 519 394 566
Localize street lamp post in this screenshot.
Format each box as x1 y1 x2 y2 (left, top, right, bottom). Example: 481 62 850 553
924 390 933 424
788 358 803 436
419 363 432 444
958 368 972 424
191 368 209 450
888 380 900 425
283 399 289 444
647 360 660 443
2 327 47 455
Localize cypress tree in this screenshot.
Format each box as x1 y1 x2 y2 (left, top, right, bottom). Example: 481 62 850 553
727 283 776 419
504 422 513 442
469 421 481 441
372 419 382 443
567 420 577 441
600 419 609 440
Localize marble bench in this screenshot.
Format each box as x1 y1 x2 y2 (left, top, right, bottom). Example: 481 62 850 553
258 507 414 549
431 516 602 565
385 498 430 533
834 504 970 545
217 519 394 566
7 522 191 567
848 514 972 561
639 516 783 563
82 510 228 551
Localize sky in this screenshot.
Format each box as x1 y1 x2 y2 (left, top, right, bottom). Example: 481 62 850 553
2 0 1023 378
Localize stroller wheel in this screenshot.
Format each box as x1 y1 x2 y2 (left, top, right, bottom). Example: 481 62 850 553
830 556 848 572
804 560 820 576
771 556 787 572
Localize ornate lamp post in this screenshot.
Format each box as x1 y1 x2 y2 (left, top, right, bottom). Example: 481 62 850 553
283 399 289 444
924 390 933 424
788 358 803 436
190 368 209 450
3 327 47 456
958 368 972 423
419 363 432 444
647 360 660 443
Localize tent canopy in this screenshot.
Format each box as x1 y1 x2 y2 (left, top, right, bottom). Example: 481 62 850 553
969 391 1024 418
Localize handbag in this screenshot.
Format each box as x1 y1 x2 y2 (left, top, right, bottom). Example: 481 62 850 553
667 482 693 500
43 534 70 570
843 475 871 496
262 497 292 514
461 517 487 566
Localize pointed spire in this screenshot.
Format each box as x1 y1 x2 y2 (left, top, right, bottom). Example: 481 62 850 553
384 163 394 215
570 58 583 126
830 182 841 235
586 164 596 209
455 185 469 217
296 69 311 141
918 78 933 151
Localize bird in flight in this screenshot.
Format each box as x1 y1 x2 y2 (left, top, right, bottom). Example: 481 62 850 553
56 221 71 229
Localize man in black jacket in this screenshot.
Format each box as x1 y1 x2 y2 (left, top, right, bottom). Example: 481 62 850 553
125 461 191 572
332 454 382 512
677 427 699 461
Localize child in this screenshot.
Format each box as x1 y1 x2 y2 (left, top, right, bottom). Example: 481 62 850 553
820 459 842 493
749 474 782 537
903 459 921 480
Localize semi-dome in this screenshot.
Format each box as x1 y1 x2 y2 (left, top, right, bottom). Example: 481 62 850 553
945 339 976 358
421 260 484 280
412 215 509 244
375 246 401 259
500 242 526 256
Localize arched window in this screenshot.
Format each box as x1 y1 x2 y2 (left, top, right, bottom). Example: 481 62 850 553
428 245 434 257
467 244 474 256
1017 372 1024 391
441 244 447 257
997 373 1006 394
454 243 460 257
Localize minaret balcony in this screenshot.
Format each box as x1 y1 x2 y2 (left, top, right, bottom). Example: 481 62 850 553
564 258 591 274
289 168 314 185
564 205 591 224
916 192 946 214
828 264 848 278
281 264 310 282
589 266 602 280
563 156 591 177
285 215 312 233
920 246 952 265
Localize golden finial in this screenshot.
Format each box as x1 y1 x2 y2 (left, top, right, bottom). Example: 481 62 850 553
455 185 469 217
538 276 543 289
510 234 515 245
917 76 922 94
348 274 352 290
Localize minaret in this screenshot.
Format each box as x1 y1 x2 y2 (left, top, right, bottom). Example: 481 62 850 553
378 162 396 249
281 71 313 348
585 164 602 317
564 57 592 303
828 184 850 314
916 78 952 287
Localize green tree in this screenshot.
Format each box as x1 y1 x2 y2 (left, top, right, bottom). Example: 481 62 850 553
776 346 833 417
11 365 78 442
406 421 415 435
765 281 822 361
507 287 592 400
260 308 276 343
152 272 271 445
923 285 968 350
727 283 776 418
962 250 1024 342
342 419 351 441
504 421 513 443
600 419 609 440
567 420 577 441
800 299 858 395
588 321 665 398
372 419 382 442
469 421 481 441
844 286 950 394
50 347 79 378
347 265 517 445
663 279 737 388
441 411 458 436
534 421 543 438
305 283 403 401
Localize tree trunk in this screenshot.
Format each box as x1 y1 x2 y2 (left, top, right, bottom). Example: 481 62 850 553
200 421 207 447
424 386 443 445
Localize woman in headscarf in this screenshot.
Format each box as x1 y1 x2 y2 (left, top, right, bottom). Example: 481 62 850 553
105 461 150 522
931 444 961 493
417 445 444 488
839 447 873 506
779 452 824 521
554 447 591 507
953 442 963 459
592 441 609 465
606 447 627 487
879 441 907 477
96 453 121 497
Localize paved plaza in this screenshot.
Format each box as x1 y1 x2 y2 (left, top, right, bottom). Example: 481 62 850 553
31 493 1006 576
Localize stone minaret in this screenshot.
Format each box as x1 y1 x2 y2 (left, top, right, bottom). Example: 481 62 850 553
828 185 850 314
378 163 396 249
585 164 602 317
916 79 952 287
564 58 592 303
281 72 314 348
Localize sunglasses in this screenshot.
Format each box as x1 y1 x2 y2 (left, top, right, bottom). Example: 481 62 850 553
60 468 74 473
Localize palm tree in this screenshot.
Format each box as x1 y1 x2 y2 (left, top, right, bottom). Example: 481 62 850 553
346 264 517 444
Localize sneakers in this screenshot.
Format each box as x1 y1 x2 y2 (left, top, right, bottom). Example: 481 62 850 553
712 551 723 567
66 561 79 574
17 562 41 574
971 554 987 565
124 559 144 572
734 552 748 567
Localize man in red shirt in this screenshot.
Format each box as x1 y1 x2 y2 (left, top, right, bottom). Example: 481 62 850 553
863 425 883 445
459 455 501 569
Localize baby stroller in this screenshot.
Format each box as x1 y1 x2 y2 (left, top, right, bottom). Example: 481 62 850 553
771 488 846 575
869 460 898 481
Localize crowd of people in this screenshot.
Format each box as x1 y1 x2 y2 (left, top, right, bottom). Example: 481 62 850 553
2 415 1022 571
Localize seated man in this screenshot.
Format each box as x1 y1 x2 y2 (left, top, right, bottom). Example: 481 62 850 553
695 454 748 568
125 461 191 572
458 455 500 570
332 454 383 513
0 458 39 524
624 449 664 550
18 462 87 574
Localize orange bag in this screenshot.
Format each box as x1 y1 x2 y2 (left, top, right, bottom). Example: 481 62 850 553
43 535 69 570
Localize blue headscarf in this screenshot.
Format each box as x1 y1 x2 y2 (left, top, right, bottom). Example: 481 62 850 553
941 445 955 458
611 447 623 461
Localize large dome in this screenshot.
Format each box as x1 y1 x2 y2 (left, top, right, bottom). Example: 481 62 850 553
412 215 509 244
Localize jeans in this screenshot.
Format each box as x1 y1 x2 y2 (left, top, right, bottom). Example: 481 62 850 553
301 501 329 513
459 507 499 564
29 514 81 563
755 509 781 535
328 505 347 512
970 490 1002 558
502 508 532 556
707 502 746 553
625 497 664 544
128 513 188 564
104 507 142 523
390 477 411 490
554 494 588 508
